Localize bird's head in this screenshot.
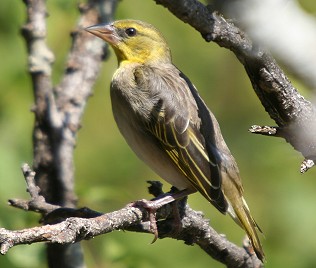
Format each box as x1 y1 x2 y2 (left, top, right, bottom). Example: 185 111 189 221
86 20 171 65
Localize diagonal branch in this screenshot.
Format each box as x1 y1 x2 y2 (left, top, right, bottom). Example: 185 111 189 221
154 0 316 172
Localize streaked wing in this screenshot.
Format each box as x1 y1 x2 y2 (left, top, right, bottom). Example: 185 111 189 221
139 65 228 213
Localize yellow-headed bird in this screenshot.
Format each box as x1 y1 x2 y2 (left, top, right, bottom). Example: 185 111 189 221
86 19 264 261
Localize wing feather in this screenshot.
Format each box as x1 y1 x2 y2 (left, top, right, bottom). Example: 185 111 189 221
137 64 228 213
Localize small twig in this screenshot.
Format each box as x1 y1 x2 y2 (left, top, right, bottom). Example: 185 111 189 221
9 164 59 215
22 163 40 198
300 159 315 174
249 125 279 136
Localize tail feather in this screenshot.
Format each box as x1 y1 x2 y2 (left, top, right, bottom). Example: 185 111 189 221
227 199 265 262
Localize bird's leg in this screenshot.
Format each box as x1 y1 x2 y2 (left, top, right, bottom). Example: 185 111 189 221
132 188 194 242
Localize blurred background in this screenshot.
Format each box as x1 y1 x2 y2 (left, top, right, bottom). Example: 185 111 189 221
0 0 315 267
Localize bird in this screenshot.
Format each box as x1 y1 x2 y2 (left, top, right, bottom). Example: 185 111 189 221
85 19 264 261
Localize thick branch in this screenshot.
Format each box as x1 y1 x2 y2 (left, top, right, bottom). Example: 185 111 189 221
22 0 55 203
154 0 316 171
219 0 316 90
49 0 117 207
0 205 262 268
2 164 262 268
21 0 117 267
22 0 117 207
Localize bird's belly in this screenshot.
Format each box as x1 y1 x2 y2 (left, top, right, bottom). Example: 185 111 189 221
112 103 193 191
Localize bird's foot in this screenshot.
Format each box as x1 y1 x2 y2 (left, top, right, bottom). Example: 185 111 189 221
130 189 191 241
130 199 163 242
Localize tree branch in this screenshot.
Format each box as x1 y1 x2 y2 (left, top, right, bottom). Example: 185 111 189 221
9 164 60 214
154 0 316 172
1 164 262 268
23 0 117 207
21 0 117 267
217 0 316 90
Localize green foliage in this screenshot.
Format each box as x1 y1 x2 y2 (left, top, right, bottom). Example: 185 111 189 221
1 0 316 267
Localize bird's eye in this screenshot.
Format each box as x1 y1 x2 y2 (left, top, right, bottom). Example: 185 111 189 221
125 27 137 37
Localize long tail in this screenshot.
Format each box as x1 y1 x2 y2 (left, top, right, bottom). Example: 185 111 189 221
227 197 265 262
